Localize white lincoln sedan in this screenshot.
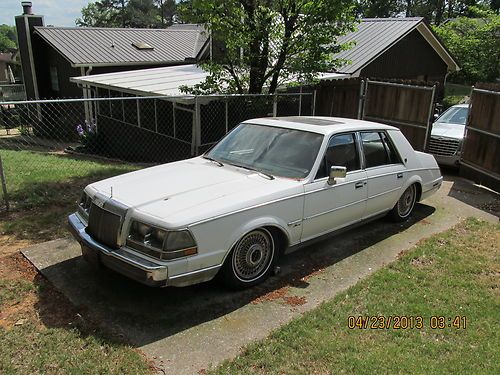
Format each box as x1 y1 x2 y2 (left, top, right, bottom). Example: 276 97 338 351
69 117 442 289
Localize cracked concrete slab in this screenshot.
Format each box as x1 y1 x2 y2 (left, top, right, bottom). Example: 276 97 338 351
22 176 498 374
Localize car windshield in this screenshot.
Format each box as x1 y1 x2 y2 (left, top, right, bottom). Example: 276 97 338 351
206 123 324 179
436 106 468 125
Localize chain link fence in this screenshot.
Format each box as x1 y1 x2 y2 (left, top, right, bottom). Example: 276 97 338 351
0 92 312 213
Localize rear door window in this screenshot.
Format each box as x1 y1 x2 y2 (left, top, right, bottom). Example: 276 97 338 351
361 131 401 168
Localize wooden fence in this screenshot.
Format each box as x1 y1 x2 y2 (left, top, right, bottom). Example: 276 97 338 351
313 78 437 151
461 83 500 192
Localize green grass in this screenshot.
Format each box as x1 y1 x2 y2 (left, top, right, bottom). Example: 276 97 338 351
1 149 137 209
0 266 153 374
0 149 138 242
0 322 153 374
211 218 500 375
0 279 35 306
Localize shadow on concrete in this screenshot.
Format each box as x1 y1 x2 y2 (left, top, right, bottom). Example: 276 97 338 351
34 204 435 347
443 169 500 218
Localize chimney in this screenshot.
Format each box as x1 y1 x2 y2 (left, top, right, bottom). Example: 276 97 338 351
15 1 44 100
21 1 33 15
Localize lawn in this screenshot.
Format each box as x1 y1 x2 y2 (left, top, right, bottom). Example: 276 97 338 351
0 148 138 242
211 218 499 375
0 149 153 374
0 258 154 375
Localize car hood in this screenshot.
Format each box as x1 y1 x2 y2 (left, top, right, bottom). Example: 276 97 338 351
86 157 302 227
431 122 465 140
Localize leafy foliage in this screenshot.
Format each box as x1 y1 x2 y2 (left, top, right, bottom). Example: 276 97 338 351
76 0 177 28
357 0 497 25
178 0 357 94
0 24 17 52
433 7 500 83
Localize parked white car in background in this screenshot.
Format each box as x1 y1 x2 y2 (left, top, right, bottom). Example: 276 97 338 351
428 104 469 167
69 117 442 289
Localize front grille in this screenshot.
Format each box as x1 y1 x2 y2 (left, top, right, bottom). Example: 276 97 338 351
87 203 122 248
427 137 460 156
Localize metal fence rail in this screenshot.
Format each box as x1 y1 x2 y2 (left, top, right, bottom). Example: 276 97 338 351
0 92 312 212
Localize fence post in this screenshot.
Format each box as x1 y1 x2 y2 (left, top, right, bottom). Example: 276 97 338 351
154 99 158 133
423 84 436 151
312 90 317 116
361 79 369 120
273 94 278 117
461 86 475 164
172 102 177 139
357 79 365 119
225 96 229 133
298 87 303 116
0 155 9 211
192 96 201 156
136 99 141 128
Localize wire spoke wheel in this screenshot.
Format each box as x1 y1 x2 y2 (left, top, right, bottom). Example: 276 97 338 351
232 229 274 282
397 184 417 218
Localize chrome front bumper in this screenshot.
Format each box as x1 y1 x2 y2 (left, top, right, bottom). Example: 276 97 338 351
68 213 220 287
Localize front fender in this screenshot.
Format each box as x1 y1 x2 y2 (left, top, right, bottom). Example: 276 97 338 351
223 216 291 260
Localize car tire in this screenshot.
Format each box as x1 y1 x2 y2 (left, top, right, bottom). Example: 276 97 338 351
389 183 418 222
220 228 277 290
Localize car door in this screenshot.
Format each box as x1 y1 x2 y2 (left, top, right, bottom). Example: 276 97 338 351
301 133 367 242
360 131 406 219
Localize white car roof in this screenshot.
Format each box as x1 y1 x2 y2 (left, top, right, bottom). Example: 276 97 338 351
243 116 398 136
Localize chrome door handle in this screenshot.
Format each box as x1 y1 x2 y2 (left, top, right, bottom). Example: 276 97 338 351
397 173 403 179
355 182 365 189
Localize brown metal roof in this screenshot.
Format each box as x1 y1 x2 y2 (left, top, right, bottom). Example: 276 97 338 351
335 18 424 74
34 24 208 67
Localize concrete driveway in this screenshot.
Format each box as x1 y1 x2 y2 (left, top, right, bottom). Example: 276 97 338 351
22 175 498 374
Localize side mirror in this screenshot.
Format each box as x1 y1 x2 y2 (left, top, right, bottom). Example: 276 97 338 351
327 166 347 185
433 113 439 120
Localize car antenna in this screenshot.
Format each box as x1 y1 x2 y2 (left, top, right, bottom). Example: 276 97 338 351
111 187 113 198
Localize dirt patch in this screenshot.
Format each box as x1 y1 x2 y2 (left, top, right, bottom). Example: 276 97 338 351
282 296 307 306
0 234 34 257
0 252 37 281
0 251 79 330
300 267 325 282
251 286 289 304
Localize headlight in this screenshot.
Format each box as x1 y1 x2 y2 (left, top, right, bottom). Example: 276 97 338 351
127 220 197 260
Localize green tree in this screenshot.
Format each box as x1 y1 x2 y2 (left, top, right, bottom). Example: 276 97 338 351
156 0 177 26
125 0 160 27
77 0 173 28
178 0 357 94
76 2 123 27
0 25 17 52
358 0 405 17
433 7 500 83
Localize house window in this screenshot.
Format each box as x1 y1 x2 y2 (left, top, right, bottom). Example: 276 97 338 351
50 66 59 91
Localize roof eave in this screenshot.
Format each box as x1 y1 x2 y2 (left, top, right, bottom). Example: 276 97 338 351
71 60 193 68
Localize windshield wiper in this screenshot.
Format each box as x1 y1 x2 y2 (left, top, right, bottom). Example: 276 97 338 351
202 155 224 167
230 163 275 180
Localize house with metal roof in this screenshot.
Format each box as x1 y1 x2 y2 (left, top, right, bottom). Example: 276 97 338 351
15 2 209 99
70 17 458 100
333 17 459 82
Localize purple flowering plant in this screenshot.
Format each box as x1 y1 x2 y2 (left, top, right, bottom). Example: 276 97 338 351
76 119 97 148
